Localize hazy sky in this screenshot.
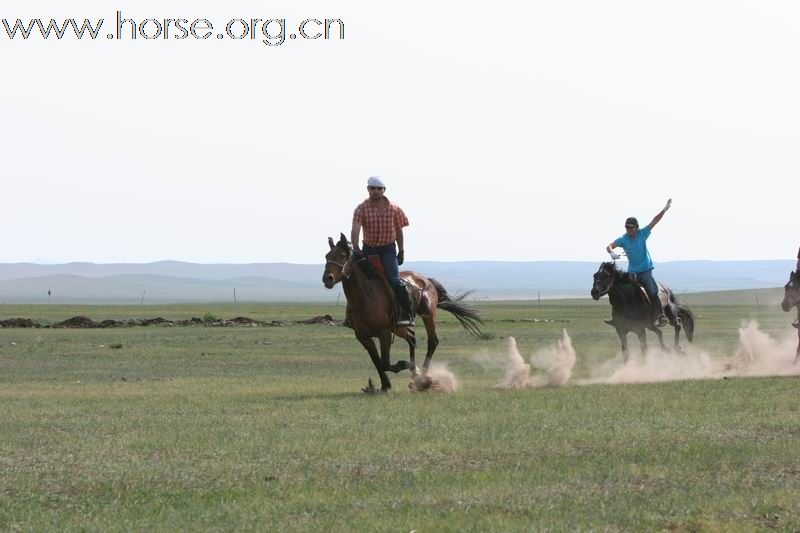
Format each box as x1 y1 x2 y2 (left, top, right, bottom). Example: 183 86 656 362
2 1 798 264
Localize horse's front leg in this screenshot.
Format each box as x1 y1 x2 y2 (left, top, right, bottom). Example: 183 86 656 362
616 328 630 363
357 335 391 392
380 331 410 374
388 329 415 374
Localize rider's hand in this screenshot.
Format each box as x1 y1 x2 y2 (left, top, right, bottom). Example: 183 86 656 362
610 252 621 260
397 250 404 265
664 198 672 212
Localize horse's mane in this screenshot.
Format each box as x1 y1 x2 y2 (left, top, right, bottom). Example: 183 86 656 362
601 262 632 283
353 249 378 279
337 244 379 280
601 262 651 300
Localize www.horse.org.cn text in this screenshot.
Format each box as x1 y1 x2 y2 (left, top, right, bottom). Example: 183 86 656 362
1 11 345 46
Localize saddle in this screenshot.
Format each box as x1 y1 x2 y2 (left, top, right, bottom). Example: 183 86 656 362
626 273 670 307
366 255 419 320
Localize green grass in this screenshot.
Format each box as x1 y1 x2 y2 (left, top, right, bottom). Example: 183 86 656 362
1 300 799 531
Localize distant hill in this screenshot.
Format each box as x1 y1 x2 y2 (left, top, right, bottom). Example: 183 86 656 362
0 260 793 304
0 274 326 304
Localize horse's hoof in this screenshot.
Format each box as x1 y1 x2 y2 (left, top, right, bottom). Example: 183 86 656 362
409 374 434 392
361 378 378 394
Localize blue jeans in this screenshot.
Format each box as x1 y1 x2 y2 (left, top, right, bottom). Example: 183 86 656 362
634 269 661 312
362 243 403 289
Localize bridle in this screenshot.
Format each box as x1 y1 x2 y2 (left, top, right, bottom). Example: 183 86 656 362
593 266 615 297
326 250 365 280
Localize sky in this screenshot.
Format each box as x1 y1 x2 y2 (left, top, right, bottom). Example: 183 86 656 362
2 1 798 264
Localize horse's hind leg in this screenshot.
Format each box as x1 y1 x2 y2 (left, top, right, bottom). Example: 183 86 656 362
358 335 391 392
636 329 648 356
795 332 800 365
673 322 684 353
796 312 800 364
421 316 440 375
652 325 666 351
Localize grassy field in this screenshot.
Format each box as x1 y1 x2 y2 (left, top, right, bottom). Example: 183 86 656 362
1 298 799 531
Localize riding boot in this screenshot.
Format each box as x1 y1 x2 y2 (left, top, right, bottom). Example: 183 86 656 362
654 300 668 328
392 285 415 326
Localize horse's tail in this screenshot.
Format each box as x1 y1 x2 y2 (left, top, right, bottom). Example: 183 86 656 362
429 278 484 337
677 303 695 342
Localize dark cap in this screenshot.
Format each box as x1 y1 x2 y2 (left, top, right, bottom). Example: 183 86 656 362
624 217 639 228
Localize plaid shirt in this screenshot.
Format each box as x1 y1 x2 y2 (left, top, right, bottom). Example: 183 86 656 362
353 197 409 247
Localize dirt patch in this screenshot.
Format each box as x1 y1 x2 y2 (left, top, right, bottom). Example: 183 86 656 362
0 315 344 329
229 316 259 325
0 318 39 328
296 314 340 326
53 316 100 328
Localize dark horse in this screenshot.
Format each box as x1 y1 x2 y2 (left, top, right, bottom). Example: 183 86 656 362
781 270 800 364
591 262 695 361
322 233 483 392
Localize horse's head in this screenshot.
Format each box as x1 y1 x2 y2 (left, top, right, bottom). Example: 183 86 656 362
782 271 800 312
591 262 617 300
322 233 356 289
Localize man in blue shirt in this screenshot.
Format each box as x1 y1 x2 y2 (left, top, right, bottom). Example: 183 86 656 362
605 199 672 327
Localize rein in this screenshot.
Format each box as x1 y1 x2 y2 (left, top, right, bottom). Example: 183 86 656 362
595 266 616 297
327 253 365 280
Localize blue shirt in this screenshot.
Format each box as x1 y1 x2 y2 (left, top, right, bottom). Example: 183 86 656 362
614 225 654 274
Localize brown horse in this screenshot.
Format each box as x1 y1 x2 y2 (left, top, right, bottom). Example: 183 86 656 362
322 233 483 392
781 270 800 364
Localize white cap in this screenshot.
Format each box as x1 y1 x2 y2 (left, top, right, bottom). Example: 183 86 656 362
367 176 386 188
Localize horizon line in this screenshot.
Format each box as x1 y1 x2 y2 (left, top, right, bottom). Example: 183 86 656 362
1 258 796 266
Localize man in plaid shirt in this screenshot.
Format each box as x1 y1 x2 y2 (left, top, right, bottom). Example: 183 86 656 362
351 176 414 326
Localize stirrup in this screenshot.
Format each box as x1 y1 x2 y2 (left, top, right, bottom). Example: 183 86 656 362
396 313 415 327
655 314 669 328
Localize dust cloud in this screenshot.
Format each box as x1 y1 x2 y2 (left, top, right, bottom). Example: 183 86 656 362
487 321 799 389
408 363 459 393
495 330 576 389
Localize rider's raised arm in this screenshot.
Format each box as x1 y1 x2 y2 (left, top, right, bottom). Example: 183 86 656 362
648 198 672 229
